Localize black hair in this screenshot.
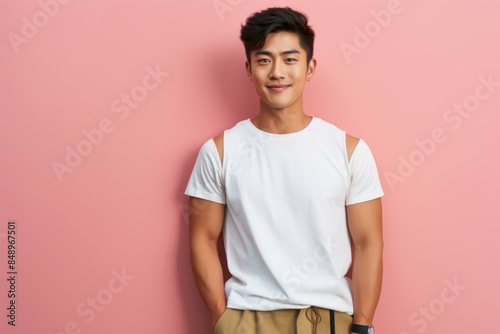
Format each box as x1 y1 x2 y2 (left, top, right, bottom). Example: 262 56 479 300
240 7 315 64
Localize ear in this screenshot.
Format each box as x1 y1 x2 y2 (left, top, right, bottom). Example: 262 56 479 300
245 61 253 81
306 58 317 81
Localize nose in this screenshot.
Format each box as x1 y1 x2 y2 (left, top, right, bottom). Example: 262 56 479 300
269 60 285 80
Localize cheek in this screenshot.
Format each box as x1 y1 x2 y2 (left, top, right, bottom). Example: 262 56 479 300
251 72 267 85
290 67 307 79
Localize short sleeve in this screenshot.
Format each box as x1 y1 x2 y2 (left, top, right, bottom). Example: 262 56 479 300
345 139 384 205
184 139 226 204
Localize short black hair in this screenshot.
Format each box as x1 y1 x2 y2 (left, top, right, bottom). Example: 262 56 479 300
240 7 315 64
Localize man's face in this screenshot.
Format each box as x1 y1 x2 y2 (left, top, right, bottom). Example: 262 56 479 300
245 31 316 111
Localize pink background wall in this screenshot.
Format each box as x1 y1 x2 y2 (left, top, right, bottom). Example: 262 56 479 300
1 0 499 333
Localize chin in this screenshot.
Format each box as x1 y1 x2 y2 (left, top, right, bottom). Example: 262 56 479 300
265 102 290 110
265 98 293 109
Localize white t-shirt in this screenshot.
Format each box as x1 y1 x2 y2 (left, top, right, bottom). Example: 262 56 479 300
185 117 384 314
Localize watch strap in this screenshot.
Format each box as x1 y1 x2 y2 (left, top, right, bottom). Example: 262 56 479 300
351 324 374 334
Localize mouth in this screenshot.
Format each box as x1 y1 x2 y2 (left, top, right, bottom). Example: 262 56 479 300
266 84 290 92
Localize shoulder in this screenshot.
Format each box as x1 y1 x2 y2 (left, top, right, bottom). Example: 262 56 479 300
211 119 252 164
346 134 360 162
213 133 224 164
312 118 360 161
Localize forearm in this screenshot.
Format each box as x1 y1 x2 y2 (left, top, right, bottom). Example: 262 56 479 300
190 240 227 320
351 241 383 325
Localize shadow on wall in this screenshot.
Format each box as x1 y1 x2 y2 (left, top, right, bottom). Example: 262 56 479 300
175 44 255 333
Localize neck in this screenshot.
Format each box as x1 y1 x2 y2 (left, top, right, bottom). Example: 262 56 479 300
252 99 311 134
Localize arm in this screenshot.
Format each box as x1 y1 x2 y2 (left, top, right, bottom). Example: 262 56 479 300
347 198 383 327
189 196 227 328
188 133 227 328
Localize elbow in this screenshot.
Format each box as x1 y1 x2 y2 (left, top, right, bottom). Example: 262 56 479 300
353 236 384 254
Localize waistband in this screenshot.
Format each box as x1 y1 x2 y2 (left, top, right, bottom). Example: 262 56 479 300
302 306 341 334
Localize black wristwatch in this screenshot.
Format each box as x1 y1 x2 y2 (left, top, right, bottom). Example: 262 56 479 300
351 324 375 334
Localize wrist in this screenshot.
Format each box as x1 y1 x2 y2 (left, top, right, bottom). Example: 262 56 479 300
353 315 373 326
209 305 226 318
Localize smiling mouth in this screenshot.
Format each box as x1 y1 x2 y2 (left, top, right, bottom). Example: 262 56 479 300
267 85 290 92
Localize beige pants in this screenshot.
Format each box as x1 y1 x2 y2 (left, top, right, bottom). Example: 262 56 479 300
213 307 353 334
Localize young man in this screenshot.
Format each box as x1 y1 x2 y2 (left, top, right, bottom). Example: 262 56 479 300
185 7 383 334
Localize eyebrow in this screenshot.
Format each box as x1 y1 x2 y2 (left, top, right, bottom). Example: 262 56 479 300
254 49 301 56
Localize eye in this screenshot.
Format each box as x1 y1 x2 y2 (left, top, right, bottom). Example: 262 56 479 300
285 58 297 63
257 58 270 64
